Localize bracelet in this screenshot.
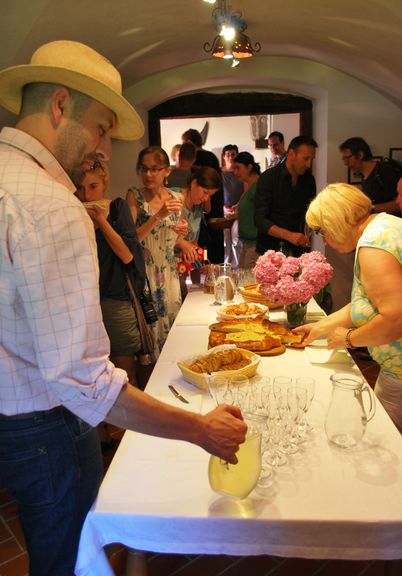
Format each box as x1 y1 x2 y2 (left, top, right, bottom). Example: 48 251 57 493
345 328 357 349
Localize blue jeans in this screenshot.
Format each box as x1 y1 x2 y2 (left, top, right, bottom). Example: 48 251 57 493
0 407 103 576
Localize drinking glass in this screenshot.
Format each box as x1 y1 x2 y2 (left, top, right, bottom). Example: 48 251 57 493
208 374 230 406
260 382 287 467
209 374 250 409
287 386 308 443
272 381 299 455
295 377 315 431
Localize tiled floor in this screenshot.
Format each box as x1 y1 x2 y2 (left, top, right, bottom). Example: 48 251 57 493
1 352 401 576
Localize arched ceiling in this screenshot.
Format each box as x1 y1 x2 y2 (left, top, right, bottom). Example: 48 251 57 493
1 0 402 109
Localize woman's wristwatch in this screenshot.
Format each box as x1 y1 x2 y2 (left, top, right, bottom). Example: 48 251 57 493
345 328 357 349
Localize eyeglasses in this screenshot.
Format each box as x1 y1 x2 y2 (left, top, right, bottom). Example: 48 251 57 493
139 165 166 175
341 154 353 161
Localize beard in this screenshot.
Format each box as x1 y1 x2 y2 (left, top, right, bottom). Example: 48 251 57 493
54 120 91 187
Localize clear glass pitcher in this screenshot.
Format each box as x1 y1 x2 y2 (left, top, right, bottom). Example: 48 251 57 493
324 373 376 448
214 263 235 304
208 412 265 499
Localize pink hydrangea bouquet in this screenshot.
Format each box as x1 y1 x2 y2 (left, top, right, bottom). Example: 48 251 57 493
253 250 333 306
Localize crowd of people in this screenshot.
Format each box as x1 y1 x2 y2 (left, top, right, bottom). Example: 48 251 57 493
0 38 401 576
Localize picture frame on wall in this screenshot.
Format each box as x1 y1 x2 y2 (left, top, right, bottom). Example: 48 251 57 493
347 155 383 186
389 148 402 163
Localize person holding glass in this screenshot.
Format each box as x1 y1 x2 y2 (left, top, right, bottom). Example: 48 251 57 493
293 183 402 433
175 165 221 297
126 146 184 351
77 161 146 389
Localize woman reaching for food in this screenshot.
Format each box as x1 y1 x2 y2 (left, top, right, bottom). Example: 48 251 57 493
292 183 402 432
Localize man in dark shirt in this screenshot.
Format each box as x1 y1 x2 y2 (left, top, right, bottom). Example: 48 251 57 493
254 135 318 256
339 136 400 215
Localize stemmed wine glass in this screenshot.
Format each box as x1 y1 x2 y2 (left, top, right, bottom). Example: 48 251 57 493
272 379 299 455
260 382 287 468
287 386 308 444
295 377 315 431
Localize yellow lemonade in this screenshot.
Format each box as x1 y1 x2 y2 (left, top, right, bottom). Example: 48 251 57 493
208 432 261 499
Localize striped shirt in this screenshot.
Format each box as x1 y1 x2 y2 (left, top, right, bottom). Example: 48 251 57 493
0 127 126 425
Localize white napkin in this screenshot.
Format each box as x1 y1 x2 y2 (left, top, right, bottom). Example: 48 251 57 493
304 340 353 365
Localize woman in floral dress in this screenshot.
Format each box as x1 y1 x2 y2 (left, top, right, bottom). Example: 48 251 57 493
126 146 184 351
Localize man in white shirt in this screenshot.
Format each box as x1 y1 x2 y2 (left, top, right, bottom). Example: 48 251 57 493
0 40 246 576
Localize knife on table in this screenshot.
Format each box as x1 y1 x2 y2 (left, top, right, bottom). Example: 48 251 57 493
168 384 189 404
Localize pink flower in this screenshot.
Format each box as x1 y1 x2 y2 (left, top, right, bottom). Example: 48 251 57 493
254 249 333 306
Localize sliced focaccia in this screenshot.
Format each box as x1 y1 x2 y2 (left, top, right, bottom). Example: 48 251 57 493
208 318 301 351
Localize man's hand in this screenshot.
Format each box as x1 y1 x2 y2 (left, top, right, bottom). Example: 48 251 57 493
200 405 247 464
289 231 310 247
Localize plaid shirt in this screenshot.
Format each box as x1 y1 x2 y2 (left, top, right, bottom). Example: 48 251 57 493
0 127 126 425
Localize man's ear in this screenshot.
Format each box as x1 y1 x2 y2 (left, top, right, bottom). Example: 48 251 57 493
49 86 72 127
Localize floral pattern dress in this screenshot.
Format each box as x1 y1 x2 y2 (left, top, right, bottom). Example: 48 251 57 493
133 188 182 351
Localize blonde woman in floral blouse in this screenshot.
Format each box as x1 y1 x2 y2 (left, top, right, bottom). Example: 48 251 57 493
127 146 185 351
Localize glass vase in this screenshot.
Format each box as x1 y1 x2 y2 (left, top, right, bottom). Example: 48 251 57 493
285 302 308 327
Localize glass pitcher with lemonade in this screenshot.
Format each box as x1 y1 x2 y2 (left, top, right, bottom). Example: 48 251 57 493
208 412 266 499
214 263 235 304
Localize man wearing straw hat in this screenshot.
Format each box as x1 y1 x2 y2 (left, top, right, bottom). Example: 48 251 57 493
0 40 246 575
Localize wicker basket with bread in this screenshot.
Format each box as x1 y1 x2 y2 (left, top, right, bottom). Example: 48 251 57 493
177 344 260 389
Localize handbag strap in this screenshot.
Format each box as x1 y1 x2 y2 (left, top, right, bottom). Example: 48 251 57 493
125 272 155 356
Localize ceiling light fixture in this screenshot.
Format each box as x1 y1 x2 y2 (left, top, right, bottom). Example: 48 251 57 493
203 0 261 61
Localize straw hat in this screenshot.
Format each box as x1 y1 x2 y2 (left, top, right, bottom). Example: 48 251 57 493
0 40 144 141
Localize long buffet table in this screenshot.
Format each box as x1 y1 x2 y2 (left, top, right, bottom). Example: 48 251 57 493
75 287 402 576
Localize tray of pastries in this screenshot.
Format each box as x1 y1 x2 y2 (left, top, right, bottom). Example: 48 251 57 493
177 344 260 389
208 317 302 356
217 302 268 321
239 283 282 309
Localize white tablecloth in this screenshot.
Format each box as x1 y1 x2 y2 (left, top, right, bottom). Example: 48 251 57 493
75 288 402 576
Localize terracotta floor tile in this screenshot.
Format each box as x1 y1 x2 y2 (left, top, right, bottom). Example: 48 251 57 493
313 559 377 576
0 518 11 543
0 536 24 565
155 554 242 576
0 551 29 576
0 490 14 508
216 554 281 576
106 544 128 575
362 561 388 576
147 552 196 576
0 501 18 523
6 517 26 550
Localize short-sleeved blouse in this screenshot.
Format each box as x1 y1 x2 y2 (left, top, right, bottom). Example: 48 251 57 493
351 213 402 378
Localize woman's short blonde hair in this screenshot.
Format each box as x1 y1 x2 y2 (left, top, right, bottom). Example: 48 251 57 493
306 183 373 243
